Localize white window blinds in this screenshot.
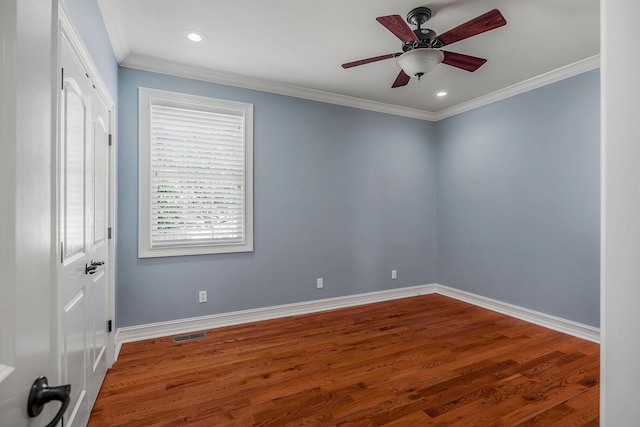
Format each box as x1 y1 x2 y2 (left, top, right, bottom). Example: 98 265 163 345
139 88 253 257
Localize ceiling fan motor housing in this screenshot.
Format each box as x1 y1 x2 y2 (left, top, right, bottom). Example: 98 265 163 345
403 7 443 51
403 28 443 51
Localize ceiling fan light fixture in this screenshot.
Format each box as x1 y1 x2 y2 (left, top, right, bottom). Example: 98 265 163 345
396 49 444 79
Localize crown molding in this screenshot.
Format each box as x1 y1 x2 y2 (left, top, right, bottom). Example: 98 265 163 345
97 0 130 62
120 53 599 122
120 54 438 121
432 54 601 121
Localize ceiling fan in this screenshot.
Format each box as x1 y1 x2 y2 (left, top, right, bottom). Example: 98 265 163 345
342 6 507 88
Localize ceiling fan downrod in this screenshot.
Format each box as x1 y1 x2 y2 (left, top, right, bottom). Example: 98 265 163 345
407 6 432 29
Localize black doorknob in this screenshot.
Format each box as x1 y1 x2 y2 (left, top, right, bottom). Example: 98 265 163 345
85 262 98 274
86 259 105 274
27 376 71 427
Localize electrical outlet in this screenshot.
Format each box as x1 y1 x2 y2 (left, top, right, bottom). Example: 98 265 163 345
198 290 207 303
316 278 324 289
391 269 397 280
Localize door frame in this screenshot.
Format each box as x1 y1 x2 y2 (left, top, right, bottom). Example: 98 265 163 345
56 4 117 373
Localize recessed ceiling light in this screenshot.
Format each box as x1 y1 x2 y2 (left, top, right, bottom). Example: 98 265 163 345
436 91 448 97
186 32 203 42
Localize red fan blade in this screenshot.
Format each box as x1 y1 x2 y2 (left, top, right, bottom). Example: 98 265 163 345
391 70 411 88
442 51 487 72
438 9 506 46
376 15 419 42
342 53 399 69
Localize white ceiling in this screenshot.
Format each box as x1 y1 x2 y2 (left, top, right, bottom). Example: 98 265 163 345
98 0 599 117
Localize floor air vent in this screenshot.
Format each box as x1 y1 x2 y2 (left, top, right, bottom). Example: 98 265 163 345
172 332 206 343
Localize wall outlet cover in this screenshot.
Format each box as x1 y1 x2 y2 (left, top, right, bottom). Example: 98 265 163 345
199 290 207 303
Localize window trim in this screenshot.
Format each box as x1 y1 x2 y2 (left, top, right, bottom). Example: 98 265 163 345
138 87 253 258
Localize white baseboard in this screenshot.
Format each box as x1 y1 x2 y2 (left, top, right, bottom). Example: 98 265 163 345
114 284 438 359
114 283 599 360
434 285 600 344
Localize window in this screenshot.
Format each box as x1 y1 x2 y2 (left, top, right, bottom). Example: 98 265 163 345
138 87 253 257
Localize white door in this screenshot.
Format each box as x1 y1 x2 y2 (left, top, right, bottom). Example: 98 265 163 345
58 30 111 427
0 0 59 425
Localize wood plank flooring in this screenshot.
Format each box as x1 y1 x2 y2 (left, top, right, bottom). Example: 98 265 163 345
88 294 599 426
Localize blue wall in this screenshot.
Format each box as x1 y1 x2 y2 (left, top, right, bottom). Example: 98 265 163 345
117 68 438 327
435 70 600 326
116 67 599 329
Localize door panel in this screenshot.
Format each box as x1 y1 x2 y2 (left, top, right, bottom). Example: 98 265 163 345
94 115 108 243
62 289 89 426
91 271 107 373
62 80 87 262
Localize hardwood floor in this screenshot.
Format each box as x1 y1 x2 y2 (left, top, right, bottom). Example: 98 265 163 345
88 294 599 426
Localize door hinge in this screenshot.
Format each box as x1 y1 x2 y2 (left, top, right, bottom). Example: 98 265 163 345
108 133 113 146
60 241 64 263
61 68 64 90
107 320 112 333
108 227 112 239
